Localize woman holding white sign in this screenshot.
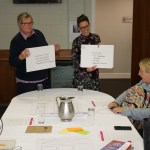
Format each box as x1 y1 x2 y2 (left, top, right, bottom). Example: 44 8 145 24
9 12 60 94
71 14 101 91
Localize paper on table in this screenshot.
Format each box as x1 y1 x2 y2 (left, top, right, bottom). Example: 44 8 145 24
36 137 96 150
26 126 52 133
80 45 114 68
26 45 56 72
0 140 16 150
29 102 57 115
76 130 90 135
67 127 83 132
3 116 29 126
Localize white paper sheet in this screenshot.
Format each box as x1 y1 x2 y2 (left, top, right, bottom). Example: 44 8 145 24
36 137 96 150
26 45 56 72
80 45 114 68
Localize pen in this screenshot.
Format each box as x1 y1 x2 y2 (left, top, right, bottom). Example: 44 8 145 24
100 131 104 141
29 118 33 125
92 101 96 107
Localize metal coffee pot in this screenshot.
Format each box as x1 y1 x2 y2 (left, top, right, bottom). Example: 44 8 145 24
56 96 75 122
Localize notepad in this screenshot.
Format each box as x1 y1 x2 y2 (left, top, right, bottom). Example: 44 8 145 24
0 140 16 150
25 126 52 133
67 127 83 132
76 130 90 135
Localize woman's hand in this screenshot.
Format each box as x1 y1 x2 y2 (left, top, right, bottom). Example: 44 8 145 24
112 107 123 113
54 44 60 54
86 65 97 72
108 102 119 109
19 48 30 60
98 41 103 47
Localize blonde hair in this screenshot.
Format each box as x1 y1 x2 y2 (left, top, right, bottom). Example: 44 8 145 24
17 12 33 24
139 58 150 73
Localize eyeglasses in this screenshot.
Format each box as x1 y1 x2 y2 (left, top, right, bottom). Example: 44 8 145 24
21 22 34 26
79 25 89 30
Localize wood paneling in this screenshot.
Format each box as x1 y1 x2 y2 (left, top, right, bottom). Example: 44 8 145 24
0 49 71 105
131 0 150 85
0 50 16 105
56 49 71 60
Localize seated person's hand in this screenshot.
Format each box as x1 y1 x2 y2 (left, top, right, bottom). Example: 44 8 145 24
108 102 119 109
112 107 123 113
86 65 97 72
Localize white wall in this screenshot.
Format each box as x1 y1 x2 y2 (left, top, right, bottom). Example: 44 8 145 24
96 0 133 78
0 0 92 49
0 0 133 78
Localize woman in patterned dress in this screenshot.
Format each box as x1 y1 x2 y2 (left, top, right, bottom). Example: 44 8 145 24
71 14 101 91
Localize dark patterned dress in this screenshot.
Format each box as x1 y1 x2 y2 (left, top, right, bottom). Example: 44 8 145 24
71 33 101 91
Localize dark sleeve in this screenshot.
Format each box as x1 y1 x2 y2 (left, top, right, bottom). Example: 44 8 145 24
9 38 24 67
94 34 101 45
36 29 48 46
71 38 87 72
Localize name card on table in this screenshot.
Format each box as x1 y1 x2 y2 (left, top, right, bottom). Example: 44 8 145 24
80 45 114 69
26 126 52 133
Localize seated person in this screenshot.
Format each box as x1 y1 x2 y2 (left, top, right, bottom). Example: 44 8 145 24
108 58 150 136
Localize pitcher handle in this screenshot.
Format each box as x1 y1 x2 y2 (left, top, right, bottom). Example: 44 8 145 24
56 97 60 109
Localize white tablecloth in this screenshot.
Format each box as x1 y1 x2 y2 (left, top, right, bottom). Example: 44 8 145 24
1 88 143 150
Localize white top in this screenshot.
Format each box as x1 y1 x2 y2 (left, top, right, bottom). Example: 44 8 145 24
0 88 143 150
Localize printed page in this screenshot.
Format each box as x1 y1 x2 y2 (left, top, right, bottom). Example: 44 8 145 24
36 137 95 150
26 45 56 72
80 45 114 68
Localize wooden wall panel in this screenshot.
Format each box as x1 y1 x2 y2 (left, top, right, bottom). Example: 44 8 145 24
0 50 16 105
131 0 150 85
0 49 71 105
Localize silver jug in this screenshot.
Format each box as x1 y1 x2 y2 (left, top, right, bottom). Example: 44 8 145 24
56 96 75 122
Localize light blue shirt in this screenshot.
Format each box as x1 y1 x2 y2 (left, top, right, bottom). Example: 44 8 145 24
114 80 150 120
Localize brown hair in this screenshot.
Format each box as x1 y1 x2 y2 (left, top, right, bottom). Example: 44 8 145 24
77 14 90 27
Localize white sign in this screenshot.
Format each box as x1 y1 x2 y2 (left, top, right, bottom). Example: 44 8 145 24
80 45 114 68
26 45 56 72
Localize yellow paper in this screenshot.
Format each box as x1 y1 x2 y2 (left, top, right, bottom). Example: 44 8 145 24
67 127 83 132
59 129 68 134
76 130 90 135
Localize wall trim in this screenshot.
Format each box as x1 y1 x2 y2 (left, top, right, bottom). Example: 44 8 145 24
91 0 95 32
100 73 131 79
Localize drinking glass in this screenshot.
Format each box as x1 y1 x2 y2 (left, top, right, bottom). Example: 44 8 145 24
87 108 95 125
37 103 45 124
14 146 22 150
37 84 43 99
77 85 83 93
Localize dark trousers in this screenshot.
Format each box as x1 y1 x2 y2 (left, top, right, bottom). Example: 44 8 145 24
16 79 50 95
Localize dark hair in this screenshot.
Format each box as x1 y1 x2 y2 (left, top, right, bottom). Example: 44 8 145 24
77 14 90 27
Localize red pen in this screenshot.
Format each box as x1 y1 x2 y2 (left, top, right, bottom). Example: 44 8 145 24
100 131 104 141
92 101 96 107
29 118 33 125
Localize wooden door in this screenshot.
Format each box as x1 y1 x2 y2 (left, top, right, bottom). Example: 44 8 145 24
0 50 16 105
131 0 150 85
